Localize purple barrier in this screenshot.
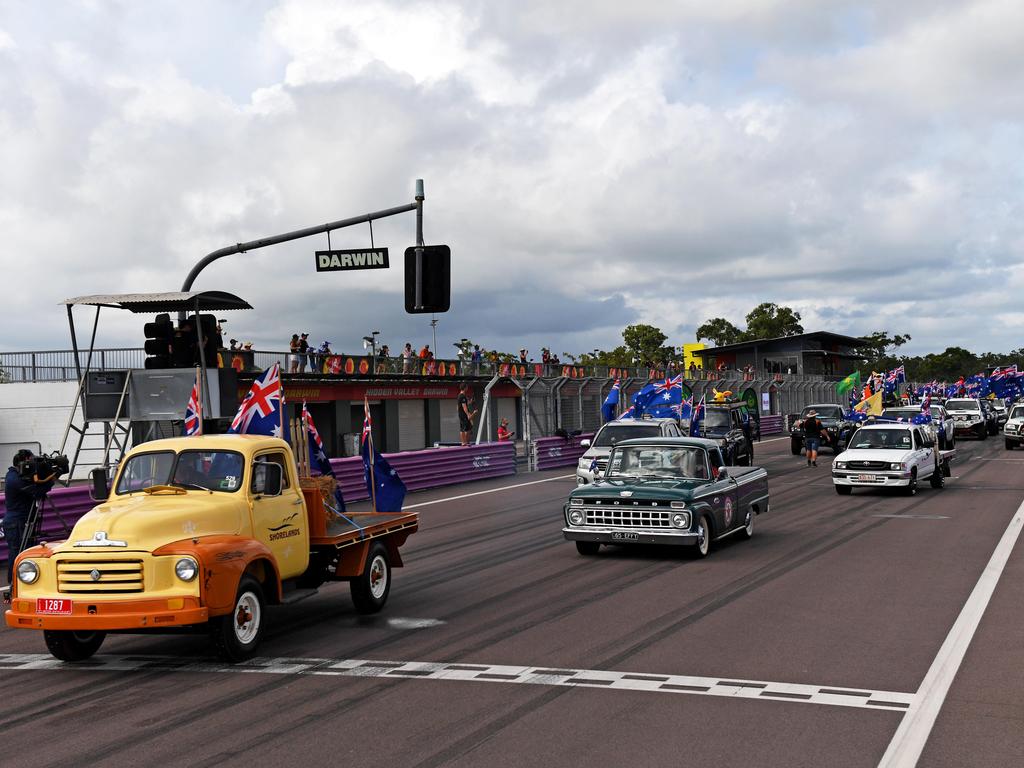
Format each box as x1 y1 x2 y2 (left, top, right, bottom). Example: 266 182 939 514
532 433 594 471
330 441 517 504
760 415 784 436
0 485 97 565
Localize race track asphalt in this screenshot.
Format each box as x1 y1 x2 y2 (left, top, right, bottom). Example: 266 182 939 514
0 433 1021 767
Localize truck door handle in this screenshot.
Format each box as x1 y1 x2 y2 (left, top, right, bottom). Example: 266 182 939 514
292 498 304 505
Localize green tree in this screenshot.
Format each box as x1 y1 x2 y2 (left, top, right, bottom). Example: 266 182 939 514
742 303 803 340
855 331 912 366
622 324 668 365
695 317 742 346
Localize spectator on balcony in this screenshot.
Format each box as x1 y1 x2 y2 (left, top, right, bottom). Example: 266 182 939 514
425 349 437 376
288 334 300 373
419 344 430 359
229 339 239 351
518 349 528 363
402 342 414 373
688 360 697 378
315 341 332 373
376 345 391 374
298 333 310 372
471 344 482 375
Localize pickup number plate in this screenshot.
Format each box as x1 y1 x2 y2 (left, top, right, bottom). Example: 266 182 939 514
36 598 72 615
857 474 876 482
612 532 640 541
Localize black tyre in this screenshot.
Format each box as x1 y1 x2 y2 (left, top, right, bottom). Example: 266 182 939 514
903 470 918 497
1007 439 1015 451
738 509 755 540
790 437 802 456
351 542 391 614
43 630 106 662
835 485 852 495
575 541 600 556
211 576 265 662
929 466 945 489
691 514 712 559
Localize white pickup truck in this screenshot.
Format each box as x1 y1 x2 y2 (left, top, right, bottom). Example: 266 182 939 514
831 422 954 496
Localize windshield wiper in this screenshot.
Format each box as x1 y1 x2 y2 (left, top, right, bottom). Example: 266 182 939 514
173 482 213 494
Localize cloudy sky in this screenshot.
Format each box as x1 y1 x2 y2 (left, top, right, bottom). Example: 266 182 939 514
2 0 1022 360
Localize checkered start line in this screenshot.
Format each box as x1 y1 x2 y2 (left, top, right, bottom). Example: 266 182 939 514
0 653 914 712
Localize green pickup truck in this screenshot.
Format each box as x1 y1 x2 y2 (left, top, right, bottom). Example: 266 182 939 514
562 437 770 558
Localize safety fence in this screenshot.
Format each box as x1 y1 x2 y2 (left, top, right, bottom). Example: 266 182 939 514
760 415 784 436
531 433 594 471
0 442 517 565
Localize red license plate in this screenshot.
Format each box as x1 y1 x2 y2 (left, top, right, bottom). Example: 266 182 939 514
36 598 72 615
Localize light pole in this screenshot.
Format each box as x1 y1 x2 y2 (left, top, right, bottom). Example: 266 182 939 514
430 314 438 355
363 330 380 373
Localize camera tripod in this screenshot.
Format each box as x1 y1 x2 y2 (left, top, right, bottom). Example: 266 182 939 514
21 494 73 552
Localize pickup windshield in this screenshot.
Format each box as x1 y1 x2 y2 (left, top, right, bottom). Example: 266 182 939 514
848 429 913 450
703 411 731 430
945 399 979 412
1010 406 1024 420
607 445 709 480
802 406 843 420
593 424 661 447
116 450 245 494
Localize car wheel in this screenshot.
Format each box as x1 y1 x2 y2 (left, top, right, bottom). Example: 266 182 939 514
43 630 106 662
903 470 918 497
835 485 852 495
211 576 265 662
575 541 600 556
691 514 712 559
1006 439 1015 451
351 542 392 614
790 437 802 455
738 509 755 540
929 465 945 489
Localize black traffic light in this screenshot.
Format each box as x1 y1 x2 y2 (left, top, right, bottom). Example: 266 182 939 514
404 245 451 314
143 313 174 369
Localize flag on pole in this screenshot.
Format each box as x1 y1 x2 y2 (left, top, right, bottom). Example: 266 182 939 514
689 394 706 437
854 390 883 416
229 363 284 437
302 402 346 512
184 367 203 436
601 378 621 422
360 398 406 512
836 370 861 396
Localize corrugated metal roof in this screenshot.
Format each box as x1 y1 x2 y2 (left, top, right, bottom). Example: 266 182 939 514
61 291 252 313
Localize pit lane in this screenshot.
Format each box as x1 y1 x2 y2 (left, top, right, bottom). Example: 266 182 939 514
1 434 1021 767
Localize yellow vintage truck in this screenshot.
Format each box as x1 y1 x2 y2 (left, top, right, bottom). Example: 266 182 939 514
5 434 417 662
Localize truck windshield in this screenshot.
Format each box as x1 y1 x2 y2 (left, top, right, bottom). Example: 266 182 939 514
116 450 245 494
848 429 913 450
593 424 660 447
945 399 979 411
1010 406 1024 420
703 411 730 430
607 445 709 480
803 406 843 419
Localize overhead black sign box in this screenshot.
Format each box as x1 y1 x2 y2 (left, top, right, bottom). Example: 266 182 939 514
315 248 390 272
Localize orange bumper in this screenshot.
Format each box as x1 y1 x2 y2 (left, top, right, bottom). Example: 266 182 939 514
5 596 208 631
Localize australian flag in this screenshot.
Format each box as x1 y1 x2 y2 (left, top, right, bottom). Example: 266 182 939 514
302 402 346 512
618 405 636 420
183 369 202 436
884 365 906 397
229 363 284 437
601 378 621 422
689 394 706 437
633 375 683 417
361 400 406 512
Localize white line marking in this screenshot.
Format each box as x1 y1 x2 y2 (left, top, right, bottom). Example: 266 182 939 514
403 474 574 509
878 497 1024 767
756 436 791 444
0 653 913 711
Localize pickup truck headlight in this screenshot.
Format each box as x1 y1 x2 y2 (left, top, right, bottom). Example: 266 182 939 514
16 560 39 584
569 498 583 506
578 458 591 469
670 512 690 529
890 462 906 471
174 557 198 582
834 461 847 469
567 508 585 526
670 501 686 510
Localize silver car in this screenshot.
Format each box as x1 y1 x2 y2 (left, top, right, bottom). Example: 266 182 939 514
576 418 682 484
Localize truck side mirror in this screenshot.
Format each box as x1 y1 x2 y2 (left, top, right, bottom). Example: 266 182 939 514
580 439 591 448
716 466 729 481
90 467 110 502
255 462 283 497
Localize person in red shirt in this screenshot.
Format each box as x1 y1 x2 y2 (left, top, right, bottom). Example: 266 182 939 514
497 418 514 441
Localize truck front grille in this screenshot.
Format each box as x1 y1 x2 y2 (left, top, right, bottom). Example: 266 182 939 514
57 559 144 594
847 461 888 471
584 508 671 528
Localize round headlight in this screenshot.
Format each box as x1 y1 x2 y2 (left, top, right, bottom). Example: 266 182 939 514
670 512 689 529
174 557 198 582
568 509 585 525
17 560 39 584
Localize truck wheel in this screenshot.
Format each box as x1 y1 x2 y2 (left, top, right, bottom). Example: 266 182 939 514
691 515 711 559
738 510 755 540
43 630 106 662
903 471 918 497
929 466 945 489
790 437 802 455
351 542 391 614
835 485 852 495
575 541 601 556
211 576 265 662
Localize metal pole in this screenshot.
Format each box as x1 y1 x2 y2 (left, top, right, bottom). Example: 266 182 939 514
415 178 425 309
474 374 500 445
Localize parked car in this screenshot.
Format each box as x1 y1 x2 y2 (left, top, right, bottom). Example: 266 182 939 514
697 402 755 465
832 423 954 496
880 405 955 450
790 404 852 455
576 417 682 484
944 398 993 439
1003 403 1024 450
989 398 1009 426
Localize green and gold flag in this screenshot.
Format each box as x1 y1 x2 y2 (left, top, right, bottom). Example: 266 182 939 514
836 370 861 395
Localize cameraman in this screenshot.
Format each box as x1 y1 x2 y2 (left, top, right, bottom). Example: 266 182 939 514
3 449 56 586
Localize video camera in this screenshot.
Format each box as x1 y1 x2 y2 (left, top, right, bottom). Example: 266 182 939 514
17 451 70 482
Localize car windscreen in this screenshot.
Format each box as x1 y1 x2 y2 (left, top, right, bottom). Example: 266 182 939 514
945 399 979 411
593 424 661 447
848 429 914 450
1010 406 1024 420
881 409 919 420
803 406 843 419
115 449 245 494
929 407 945 419
607 445 709 480
704 411 731 430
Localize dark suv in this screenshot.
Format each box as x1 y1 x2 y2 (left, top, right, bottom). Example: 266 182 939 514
698 402 755 465
790 403 851 455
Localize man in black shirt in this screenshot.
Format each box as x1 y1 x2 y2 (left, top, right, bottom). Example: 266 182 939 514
802 410 828 467
458 385 477 446
3 450 56 585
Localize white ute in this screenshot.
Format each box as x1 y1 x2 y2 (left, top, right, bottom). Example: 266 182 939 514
832 422 954 496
